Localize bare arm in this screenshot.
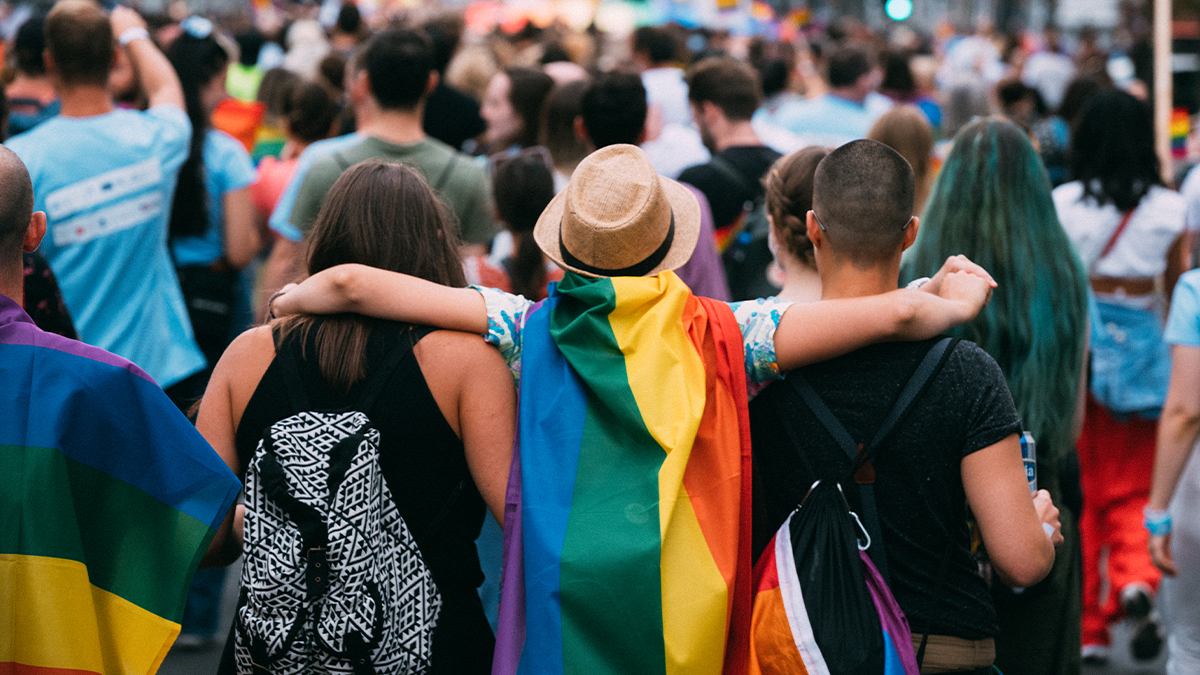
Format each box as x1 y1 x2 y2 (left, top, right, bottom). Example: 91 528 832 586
223 187 262 270
197 326 276 567
110 7 183 110
258 237 306 320
1148 345 1200 575
775 270 992 372
272 263 489 334
962 435 1060 588
456 339 515 524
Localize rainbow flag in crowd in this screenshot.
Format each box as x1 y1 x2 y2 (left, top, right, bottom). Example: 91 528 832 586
0 298 241 675
493 271 753 675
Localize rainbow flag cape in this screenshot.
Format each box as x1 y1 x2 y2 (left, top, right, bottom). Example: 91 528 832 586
493 271 752 675
0 296 241 675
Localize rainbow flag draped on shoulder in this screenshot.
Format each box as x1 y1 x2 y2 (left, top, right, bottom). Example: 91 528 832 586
0 295 241 675
493 271 752 675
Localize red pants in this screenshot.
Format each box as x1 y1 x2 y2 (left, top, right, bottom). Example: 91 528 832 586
1077 397 1162 647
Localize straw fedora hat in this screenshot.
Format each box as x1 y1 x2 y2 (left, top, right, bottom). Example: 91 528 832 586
533 144 700 277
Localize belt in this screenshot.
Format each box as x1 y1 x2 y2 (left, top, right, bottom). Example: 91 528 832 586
913 634 995 674
1090 276 1156 296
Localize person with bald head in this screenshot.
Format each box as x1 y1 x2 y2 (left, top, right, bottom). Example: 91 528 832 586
0 144 241 671
5 0 204 405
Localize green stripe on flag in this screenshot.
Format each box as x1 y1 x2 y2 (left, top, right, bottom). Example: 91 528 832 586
551 276 667 675
0 444 217 622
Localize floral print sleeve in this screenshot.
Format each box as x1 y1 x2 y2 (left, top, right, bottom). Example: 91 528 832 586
728 296 794 399
472 285 534 385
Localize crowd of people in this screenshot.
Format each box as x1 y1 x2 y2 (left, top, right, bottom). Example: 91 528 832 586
3 1 1200 674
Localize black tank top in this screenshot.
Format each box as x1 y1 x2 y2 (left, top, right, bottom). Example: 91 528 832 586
220 318 495 674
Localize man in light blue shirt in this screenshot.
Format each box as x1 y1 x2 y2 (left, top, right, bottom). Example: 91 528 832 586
6 1 204 399
766 43 892 148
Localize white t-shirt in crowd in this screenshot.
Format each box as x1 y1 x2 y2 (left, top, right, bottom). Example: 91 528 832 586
1053 181 1186 279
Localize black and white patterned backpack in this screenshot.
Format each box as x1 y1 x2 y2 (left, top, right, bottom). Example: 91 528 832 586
235 331 441 674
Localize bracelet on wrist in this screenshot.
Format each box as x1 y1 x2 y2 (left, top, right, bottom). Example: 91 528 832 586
1144 506 1172 536
266 289 286 321
118 26 150 46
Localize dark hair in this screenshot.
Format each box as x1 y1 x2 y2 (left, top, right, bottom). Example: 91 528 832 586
540 42 572 65
633 26 677 64
257 67 303 122
15 15 47 76
757 60 790 99
765 146 829 267
812 139 914 262
424 14 464 74
165 32 230 239
493 153 556 299
0 147 33 256
362 29 435 111
581 71 647 147
336 3 361 35
504 67 555 149
1071 90 1161 212
286 161 466 394
288 80 338 144
318 52 347 92
235 30 265 67
541 80 591 167
1058 74 1110 124
687 57 762 121
880 49 915 95
45 0 113 87
826 43 872 89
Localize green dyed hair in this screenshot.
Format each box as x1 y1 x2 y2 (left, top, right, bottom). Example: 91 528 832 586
904 117 1088 459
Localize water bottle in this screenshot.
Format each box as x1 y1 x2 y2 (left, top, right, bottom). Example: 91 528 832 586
1020 432 1037 494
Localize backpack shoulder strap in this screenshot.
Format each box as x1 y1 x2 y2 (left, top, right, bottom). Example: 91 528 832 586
354 324 434 412
785 336 958 582
332 150 354 172
433 153 459 192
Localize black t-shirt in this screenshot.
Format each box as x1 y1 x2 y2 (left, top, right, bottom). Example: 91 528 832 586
222 320 494 674
749 338 1022 640
677 145 782 230
423 83 486 152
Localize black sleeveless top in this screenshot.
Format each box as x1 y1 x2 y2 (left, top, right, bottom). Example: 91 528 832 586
220 318 494 674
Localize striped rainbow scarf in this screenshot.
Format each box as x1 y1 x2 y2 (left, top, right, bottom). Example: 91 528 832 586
0 296 241 675
494 271 752 675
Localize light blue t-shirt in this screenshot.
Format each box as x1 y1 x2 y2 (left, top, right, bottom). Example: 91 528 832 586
171 129 258 267
767 93 891 148
7 105 205 388
268 133 363 242
1166 270 1200 346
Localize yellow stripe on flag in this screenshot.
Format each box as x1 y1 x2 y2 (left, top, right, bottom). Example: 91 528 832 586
608 272 726 675
0 554 181 675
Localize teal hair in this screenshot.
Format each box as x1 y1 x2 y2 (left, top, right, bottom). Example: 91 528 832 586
904 117 1088 459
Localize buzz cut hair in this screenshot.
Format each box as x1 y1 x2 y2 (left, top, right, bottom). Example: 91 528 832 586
812 139 915 263
0 147 34 257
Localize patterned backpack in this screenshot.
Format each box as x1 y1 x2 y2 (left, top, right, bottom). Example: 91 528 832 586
235 329 442 674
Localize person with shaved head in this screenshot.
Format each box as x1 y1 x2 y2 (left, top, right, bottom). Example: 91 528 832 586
0 144 240 671
748 140 1064 674
5 0 204 405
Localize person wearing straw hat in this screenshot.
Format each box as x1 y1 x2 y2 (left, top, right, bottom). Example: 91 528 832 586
271 143 995 675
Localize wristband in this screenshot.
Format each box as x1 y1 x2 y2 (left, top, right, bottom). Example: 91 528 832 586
905 277 931 290
266 289 287 321
1042 522 1056 539
118 26 150 46
1144 507 1172 536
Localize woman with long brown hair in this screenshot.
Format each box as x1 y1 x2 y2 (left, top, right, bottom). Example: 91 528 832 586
198 160 514 674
